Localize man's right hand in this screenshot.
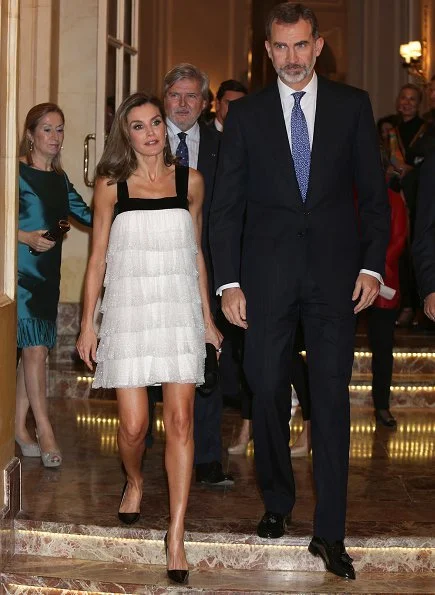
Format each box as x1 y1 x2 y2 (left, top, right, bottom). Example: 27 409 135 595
221 287 248 329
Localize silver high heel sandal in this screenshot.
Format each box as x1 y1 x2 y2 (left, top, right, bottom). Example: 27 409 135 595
15 436 41 457
36 432 62 468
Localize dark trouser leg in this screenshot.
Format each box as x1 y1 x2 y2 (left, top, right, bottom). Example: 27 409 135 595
193 385 223 465
302 300 355 542
366 307 398 411
240 387 253 420
244 304 298 516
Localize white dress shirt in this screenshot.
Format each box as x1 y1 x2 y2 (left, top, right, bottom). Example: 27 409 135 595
214 118 223 132
216 73 382 295
166 119 200 170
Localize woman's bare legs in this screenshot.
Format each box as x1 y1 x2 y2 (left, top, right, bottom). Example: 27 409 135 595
162 382 195 571
116 387 149 513
15 357 35 444
16 346 58 454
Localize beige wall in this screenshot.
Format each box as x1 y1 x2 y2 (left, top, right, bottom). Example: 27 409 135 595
57 0 97 302
18 0 96 304
138 0 251 98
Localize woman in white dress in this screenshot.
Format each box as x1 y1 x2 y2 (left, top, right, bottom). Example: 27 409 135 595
76 93 222 585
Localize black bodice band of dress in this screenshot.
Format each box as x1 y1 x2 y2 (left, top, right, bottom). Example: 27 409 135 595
116 165 189 214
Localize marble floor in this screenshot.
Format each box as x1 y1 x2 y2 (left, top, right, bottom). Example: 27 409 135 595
4 397 434 593
8 322 435 592
16 400 435 536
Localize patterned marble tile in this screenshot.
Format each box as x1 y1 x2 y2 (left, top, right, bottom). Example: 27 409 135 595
12 400 435 584
11 520 435 573
3 556 435 593
56 303 81 336
0 458 21 571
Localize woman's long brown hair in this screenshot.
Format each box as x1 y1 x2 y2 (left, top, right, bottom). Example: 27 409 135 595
97 93 174 184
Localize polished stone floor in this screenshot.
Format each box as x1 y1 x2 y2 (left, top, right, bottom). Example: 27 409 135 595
6 322 435 591
8 395 435 592
18 400 435 537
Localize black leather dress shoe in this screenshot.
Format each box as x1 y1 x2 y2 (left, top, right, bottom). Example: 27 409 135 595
257 511 286 538
375 409 397 428
308 536 355 579
195 461 235 487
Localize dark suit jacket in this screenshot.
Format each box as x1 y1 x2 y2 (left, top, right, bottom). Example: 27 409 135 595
209 76 390 309
412 151 435 299
197 121 221 301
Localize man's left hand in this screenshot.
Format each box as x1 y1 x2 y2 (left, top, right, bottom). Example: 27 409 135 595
424 292 435 321
352 273 380 314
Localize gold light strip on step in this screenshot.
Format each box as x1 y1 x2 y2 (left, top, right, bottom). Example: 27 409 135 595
301 351 435 358
350 384 435 391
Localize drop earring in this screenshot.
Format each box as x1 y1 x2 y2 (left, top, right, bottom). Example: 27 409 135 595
29 140 33 151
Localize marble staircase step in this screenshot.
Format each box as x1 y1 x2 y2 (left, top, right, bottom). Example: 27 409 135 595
13 521 435 573
349 383 435 407
47 364 435 406
3 554 435 594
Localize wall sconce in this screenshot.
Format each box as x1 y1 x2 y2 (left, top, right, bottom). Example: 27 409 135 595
400 41 426 81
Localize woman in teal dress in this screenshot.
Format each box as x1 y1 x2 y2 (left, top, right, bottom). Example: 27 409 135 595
16 102 92 467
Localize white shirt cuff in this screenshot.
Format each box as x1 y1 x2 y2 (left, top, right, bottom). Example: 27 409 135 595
216 282 240 296
360 269 383 284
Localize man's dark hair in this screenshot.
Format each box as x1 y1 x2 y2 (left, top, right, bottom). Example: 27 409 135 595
265 2 319 41
216 79 248 101
431 74 435 82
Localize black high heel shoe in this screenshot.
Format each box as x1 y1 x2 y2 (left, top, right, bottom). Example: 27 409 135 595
118 482 140 525
164 532 189 584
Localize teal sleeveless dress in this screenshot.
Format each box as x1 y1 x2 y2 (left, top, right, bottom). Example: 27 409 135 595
18 161 92 349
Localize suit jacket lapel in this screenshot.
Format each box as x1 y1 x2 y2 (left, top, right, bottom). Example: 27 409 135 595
197 122 219 179
256 84 306 204
306 76 335 207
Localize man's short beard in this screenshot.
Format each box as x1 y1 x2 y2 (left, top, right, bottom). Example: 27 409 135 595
275 55 316 85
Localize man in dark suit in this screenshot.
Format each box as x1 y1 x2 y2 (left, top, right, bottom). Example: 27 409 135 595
413 151 435 319
211 79 248 134
209 3 390 579
163 63 234 487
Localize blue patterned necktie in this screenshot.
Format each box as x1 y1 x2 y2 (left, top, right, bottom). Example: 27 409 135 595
291 91 310 202
176 132 189 167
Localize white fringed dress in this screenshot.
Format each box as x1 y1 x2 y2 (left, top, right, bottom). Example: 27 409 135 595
93 166 205 388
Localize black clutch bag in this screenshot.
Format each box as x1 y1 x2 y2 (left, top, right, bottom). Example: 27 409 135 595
197 343 219 397
29 219 70 255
